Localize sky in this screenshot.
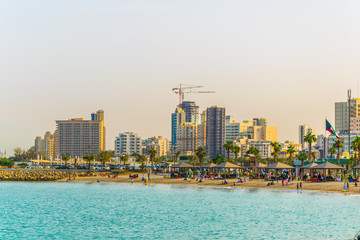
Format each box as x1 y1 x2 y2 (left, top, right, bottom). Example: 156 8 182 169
1 0 360 154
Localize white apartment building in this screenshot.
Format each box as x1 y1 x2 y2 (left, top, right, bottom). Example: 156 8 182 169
115 132 141 156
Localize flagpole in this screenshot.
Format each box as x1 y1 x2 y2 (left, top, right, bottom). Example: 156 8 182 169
325 117 327 161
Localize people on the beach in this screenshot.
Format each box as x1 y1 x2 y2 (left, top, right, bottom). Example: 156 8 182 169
297 183 299 190
344 182 347 192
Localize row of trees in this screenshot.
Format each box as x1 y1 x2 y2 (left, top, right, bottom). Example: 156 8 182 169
13 147 46 161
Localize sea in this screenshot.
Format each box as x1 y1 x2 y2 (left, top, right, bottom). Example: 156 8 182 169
0 182 358 240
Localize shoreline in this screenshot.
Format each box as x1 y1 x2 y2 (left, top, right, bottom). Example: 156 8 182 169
56 173 360 196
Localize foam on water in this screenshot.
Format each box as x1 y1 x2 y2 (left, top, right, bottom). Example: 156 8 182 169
0 182 358 239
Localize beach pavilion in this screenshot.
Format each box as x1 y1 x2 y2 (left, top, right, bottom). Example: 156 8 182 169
214 162 241 178
202 163 217 174
170 163 195 169
254 162 267 174
300 162 318 177
352 165 360 178
312 162 344 181
264 162 294 179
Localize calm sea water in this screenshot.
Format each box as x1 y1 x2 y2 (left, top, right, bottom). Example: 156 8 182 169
0 182 358 240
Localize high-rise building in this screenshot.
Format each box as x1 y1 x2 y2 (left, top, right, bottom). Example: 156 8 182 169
180 101 200 123
171 107 186 149
34 131 55 159
299 124 316 150
177 123 198 155
253 117 267 127
206 106 225 159
197 111 207 148
142 136 169 157
225 115 240 142
54 110 105 157
335 98 360 133
115 132 141 156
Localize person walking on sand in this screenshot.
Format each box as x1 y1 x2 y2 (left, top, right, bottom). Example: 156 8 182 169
347 182 350 190
282 179 284 186
297 183 299 190
344 182 347 192
300 182 302 188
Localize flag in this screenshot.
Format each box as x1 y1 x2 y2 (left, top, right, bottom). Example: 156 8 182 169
326 119 340 139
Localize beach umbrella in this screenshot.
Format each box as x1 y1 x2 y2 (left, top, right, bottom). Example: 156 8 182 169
214 162 241 178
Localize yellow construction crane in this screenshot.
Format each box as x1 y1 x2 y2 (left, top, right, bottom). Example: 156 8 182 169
172 83 215 106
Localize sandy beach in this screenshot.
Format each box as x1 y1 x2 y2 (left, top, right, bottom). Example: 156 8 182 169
58 173 360 195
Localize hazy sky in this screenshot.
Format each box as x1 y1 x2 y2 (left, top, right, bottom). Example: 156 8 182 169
2 0 360 154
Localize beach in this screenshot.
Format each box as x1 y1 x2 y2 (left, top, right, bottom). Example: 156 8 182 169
58 172 360 195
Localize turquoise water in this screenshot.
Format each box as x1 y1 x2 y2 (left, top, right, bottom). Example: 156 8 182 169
0 182 358 240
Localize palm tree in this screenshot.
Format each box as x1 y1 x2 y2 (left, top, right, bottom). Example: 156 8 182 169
246 147 259 166
190 154 198 167
120 154 129 170
148 148 158 174
297 152 308 166
286 145 296 165
135 154 148 171
223 141 234 162
329 146 336 162
83 154 95 173
351 136 360 166
175 151 181 164
270 141 281 163
304 132 317 162
99 151 113 170
195 146 207 169
333 139 343 165
62 155 70 166
232 145 241 165
311 151 317 162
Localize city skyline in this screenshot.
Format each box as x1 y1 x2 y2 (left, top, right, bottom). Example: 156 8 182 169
2 1 360 153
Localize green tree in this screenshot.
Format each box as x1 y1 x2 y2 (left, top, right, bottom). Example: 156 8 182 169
351 136 360 166
311 151 317 162
83 154 95 173
286 145 296 165
62 155 70 166
270 141 282 163
135 154 148 171
304 132 317 162
333 139 343 165
297 152 308 166
329 146 336 163
247 147 259 166
148 148 158 174
232 145 241 165
223 141 234 162
175 150 181 164
13 147 23 161
212 154 226 164
120 154 130 169
189 154 198 166
99 151 113 170
195 146 207 168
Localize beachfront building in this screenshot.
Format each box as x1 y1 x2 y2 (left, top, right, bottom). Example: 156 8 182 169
115 132 141 156
350 117 360 132
249 141 272 158
177 123 198 155
299 124 316 150
225 115 240 142
335 98 360 132
206 106 225 159
54 110 105 158
197 111 206 148
34 131 55 160
171 107 186 150
142 136 169 157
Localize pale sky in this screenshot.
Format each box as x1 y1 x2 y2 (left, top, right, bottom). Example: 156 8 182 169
2 0 360 154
